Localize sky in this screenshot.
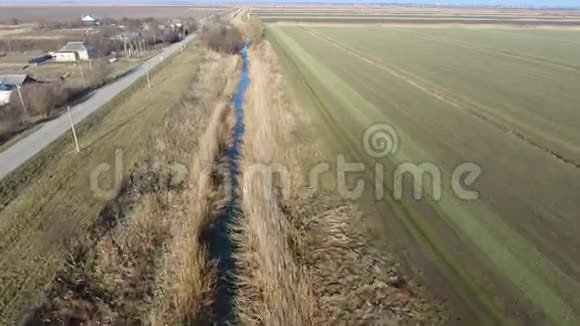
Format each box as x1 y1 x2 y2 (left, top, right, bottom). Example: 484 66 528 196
0 0 579 8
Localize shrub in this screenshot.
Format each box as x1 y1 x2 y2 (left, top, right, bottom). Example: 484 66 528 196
21 84 56 118
143 32 160 46
162 31 180 44
90 59 113 87
201 23 244 54
245 17 264 43
0 103 24 139
183 19 199 35
16 82 74 118
202 23 244 54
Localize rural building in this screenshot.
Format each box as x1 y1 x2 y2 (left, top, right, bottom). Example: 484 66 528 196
51 42 96 62
0 74 36 106
81 14 101 26
0 85 11 106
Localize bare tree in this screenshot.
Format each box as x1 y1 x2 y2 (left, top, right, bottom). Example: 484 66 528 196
16 82 73 118
202 23 244 54
90 59 113 87
21 84 56 118
162 31 180 44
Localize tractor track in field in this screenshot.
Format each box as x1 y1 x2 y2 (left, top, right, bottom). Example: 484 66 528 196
483 28 580 46
302 27 580 169
398 29 580 72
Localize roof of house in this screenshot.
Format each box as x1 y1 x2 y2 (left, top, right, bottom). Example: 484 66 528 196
58 42 88 53
0 74 29 87
29 54 52 64
82 15 99 22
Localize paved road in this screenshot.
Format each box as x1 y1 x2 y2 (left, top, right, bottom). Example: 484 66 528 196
0 33 198 181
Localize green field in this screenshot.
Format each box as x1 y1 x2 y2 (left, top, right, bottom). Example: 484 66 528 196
253 7 580 25
268 24 580 325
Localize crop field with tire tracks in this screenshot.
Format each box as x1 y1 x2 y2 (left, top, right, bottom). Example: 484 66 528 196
267 23 580 325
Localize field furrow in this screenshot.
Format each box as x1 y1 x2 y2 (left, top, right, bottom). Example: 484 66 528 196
302 26 580 168
307 25 580 163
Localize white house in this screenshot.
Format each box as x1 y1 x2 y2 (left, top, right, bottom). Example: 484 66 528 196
0 74 35 106
51 42 96 62
0 85 11 106
81 15 101 26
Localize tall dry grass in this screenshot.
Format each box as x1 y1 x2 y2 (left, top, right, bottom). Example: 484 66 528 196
234 39 440 325
234 40 317 325
232 11 264 44
150 65 238 323
28 50 241 325
138 51 240 324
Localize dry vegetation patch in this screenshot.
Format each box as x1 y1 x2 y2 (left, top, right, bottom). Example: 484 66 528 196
0 45 203 324
150 53 238 324
200 19 245 54
234 39 440 325
18 49 240 325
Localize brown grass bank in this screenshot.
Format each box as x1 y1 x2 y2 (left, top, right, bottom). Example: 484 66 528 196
234 38 442 324
0 46 200 324
24 50 240 325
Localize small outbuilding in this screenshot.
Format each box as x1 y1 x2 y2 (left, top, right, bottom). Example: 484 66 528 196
51 42 96 62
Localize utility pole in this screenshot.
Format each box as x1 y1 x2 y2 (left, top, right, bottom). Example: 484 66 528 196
16 85 26 114
67 106 80 153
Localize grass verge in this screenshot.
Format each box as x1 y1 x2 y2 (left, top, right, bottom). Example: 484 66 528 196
23 50 240 325
0 43 202 324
